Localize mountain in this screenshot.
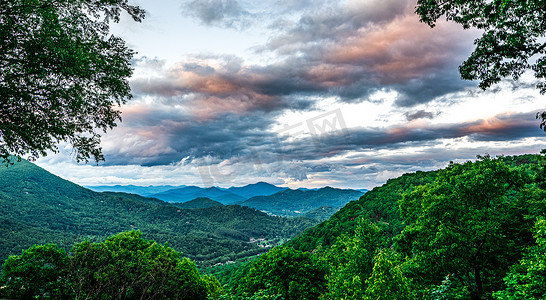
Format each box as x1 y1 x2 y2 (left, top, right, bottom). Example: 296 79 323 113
174 197 223 209
286 170 438 252
0 159 317 267
227 182 288 199
301 206 338 221
85 185 183 196
149 186 246 204
241 187 364 217
87 182 288 202
296 187 318 191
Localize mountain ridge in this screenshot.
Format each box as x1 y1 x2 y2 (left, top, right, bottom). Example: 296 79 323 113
241 187 365 217
174 197 223 209
149 186 246 204
0 159 318 267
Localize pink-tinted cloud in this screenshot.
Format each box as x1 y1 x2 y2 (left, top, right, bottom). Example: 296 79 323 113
323 12 475 85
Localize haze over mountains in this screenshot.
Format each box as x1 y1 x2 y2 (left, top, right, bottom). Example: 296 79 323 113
241 187 364 217
88 182 289 203
87 182 366 218
86 185 180 196
150 186 247 204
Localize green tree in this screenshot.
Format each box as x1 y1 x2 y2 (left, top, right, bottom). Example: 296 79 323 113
0 231 217 299
69 231 208 300
321 219 386 300
0 0 145 162
493 218 546 300
0 244 71 299
235 247 327 300
397 156 534 299
364 249 412 300
415 0 546 130
202 274 225 299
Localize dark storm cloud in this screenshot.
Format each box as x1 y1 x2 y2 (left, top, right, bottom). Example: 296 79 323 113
268 111 543 163
405 110 437 121
102 105 282 166
263 0 408 51
103 95 542 168
175 0 478 107
273 2 479 105
129 56 324 115
125 4 483 158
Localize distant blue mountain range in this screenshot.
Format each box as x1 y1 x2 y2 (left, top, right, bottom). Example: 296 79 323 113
241 187 365 217
149 186 246 204
227 182 288 199
85 184 183 196
87 182 368 218
87 182 289 204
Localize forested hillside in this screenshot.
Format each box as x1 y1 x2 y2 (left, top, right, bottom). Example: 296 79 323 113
0 159 317 268
286 170 437 251
174 197 224 209
225 154 546 299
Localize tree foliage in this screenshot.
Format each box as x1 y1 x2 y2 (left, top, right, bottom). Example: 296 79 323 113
364 249 412 300
3 155 546 299
0 231 218 299
287 170 437 252
494 218 546 300
397 156 535 299
415 0 546 130
69 231 208 300
320 219 387 300
0 0 145 162
0 159 319 269
229 155 545 299
0 244 71 299
235 247 327 300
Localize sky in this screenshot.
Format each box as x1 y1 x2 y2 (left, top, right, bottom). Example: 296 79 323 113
36 0 546 190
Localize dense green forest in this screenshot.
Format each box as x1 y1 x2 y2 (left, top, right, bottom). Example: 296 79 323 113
2 154 546 299
224 154 546 299
0 159 318 268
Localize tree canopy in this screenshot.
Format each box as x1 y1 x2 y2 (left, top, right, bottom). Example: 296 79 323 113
494 217 546 300
397 156 536 299
0 231 218 299
415 0 546 130
0 0 145 162
234 247 327 300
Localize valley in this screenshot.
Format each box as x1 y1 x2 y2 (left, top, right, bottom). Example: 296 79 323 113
0 159 363 268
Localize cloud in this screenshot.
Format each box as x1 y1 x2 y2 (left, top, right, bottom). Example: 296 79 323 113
405 110 437 121
264 0 409 51
181 0 251 28
63 0 544 189
105 70 545 169
100 97 285 167
174 1 480 113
